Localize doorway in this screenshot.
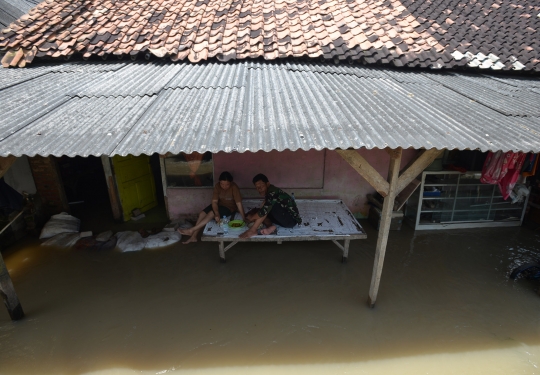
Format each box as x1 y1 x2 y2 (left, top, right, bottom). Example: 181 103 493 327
56 154 167 233
56 155 111 228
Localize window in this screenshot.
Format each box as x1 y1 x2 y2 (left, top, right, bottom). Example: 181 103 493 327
164 152 213 188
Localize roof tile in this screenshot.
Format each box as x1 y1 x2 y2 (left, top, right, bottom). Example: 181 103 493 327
1 0 539 71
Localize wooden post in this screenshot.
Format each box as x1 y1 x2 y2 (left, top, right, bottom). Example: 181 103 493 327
336 150 390 197
395 149 443 194
101 156 123 221
219 242 226 263
368 147 402 308
337 147 446 307
0 156 25 320
0 252 24 321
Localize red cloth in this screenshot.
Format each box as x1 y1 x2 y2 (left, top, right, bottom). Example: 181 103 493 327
480 151 526 200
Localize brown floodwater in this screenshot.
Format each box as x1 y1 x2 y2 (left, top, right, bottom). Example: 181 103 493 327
0 222 539 375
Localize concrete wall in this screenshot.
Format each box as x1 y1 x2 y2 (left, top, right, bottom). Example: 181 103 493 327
3 156 37 195
166 148 417 220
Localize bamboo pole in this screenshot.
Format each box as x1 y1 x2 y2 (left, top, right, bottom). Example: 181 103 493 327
367 147 402 308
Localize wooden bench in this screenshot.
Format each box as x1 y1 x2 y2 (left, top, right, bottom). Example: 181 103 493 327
201 199 367 263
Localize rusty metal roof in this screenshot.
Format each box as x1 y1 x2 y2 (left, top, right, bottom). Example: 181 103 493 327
1 0 539 71
0 60 539 157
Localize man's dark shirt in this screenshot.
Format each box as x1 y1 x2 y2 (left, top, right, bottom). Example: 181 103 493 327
258 185 302 225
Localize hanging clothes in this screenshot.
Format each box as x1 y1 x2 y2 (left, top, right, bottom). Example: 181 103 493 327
480 151 527 200
522 153 539 177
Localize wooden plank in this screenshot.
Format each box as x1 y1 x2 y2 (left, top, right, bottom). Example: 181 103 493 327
101 156 123 221
0 252 24 321
366 194 383 210
0 210 24 236
223 241 239 253
395 149 443 195
331 239 346 252
368 147 402 308
336 150 389 197
159 156 170 220
202 234 367 242
394 178 421 211
219 242 225 262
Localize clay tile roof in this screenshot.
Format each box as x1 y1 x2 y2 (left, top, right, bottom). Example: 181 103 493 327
0 0 539 71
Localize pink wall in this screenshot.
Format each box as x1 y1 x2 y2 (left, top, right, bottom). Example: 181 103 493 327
166 148 417 220
214 149 325 188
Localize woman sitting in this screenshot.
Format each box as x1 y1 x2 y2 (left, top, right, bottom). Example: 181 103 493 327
178 171 245 244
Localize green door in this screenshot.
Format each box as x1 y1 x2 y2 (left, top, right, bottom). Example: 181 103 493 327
112 155 157 221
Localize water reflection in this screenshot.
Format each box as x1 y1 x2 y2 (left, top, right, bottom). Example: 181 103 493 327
0 225 539 375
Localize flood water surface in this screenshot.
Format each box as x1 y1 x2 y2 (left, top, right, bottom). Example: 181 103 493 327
0 223 539 375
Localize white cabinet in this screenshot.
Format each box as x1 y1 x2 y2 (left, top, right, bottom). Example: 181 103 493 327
405 171 529 230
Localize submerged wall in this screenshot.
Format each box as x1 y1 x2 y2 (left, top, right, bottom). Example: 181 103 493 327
165 148 417 220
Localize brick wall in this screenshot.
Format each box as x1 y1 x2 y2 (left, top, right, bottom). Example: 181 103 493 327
28 156 69 216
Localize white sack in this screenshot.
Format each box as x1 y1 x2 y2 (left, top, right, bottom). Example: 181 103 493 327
144 232 181 249
41 233 80 248
39 212 81 240
115 231 146 252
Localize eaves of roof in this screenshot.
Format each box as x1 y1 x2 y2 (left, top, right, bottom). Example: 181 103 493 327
0 60 538 157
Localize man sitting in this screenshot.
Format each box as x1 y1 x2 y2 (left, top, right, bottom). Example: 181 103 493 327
179 171 245 243
240 174 301 238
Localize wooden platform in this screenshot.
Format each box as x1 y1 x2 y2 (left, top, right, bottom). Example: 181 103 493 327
201 199 367 262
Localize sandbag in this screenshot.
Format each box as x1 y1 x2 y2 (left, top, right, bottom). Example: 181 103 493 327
116 231 146 252
75 235 118 251
39 212 81 239
116 231 182 252
41 233 80 248
144 232 181 249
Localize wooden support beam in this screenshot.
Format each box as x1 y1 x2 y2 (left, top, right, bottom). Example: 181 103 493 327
0 155 25 320
368 147 402 308
0 156 16 179
101 156 123 221
0 252 24 321
336 150 390 197
395 149 443 195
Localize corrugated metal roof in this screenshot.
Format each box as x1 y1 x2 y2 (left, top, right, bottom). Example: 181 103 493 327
0 96 157 156
2 0 33 13
426 73 540 117
0 64 52 90
0 0 30 29
390 82 540 152
0 60 539 157
164 62 247 89
0 71 110 141
48 62 127 73
0 61 126 90
113 87 247 155
73 62 183 98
